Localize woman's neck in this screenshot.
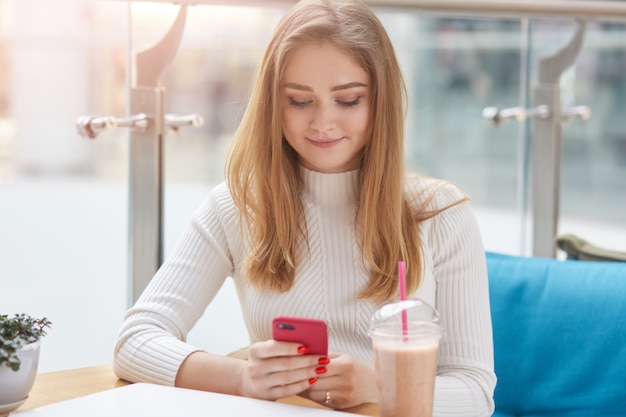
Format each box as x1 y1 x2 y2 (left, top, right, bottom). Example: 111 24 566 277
300 166 359 206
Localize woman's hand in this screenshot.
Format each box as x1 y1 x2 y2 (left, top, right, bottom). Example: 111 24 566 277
239 339 327 401
298 352 379 409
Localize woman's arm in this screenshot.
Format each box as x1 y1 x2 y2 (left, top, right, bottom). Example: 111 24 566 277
113 185 325 399
176 351 247 395
113 187 237 386
428 188 496 417
176 342 324 400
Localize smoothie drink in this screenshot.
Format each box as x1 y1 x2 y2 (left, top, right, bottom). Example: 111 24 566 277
370 299 442 417
373 337 439 417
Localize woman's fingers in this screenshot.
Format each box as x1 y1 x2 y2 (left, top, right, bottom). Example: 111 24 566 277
298 352 378 409
248 341 324 374
241 340 328 400
249 339 307 359
248 359 322 387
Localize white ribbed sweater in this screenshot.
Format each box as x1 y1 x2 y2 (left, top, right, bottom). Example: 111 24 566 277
114 167 496 416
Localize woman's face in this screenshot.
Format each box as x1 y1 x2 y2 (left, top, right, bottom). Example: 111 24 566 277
281 42 371 173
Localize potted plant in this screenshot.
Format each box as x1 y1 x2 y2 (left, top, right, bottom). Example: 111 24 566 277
0 314 51 415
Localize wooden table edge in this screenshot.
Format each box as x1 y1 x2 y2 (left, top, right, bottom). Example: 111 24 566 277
16 365 128 412
16 365 378 416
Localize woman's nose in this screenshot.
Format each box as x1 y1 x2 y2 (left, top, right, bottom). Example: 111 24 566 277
310 104 334 132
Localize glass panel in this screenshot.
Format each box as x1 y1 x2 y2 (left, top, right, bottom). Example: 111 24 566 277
378 13 526 254
151 5 626 269
0 0 129 371
543 20 626 254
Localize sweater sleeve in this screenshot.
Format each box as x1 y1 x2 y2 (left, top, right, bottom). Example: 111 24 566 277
113 185 236 386
426 186 497 417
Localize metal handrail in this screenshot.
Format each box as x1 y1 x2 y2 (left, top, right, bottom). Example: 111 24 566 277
370 0 626 20
130 0 626 21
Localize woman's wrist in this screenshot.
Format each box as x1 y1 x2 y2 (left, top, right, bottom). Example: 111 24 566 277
175 350 248 396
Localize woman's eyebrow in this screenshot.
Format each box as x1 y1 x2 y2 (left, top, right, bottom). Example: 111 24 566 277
282 81 368 92
283 82 313 91
331 82 368 92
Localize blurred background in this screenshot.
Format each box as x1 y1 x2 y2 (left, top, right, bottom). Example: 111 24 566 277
1 0 625 372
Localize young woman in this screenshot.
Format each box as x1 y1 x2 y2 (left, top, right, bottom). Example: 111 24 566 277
114 0 496 415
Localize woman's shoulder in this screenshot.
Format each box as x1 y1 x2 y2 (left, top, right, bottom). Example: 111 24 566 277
403 172 468 211
193 181 239 222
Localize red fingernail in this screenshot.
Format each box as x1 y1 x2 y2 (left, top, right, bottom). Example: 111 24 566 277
318 357 330 365
315 366 327 375
308 377 318 384
297 345 309 354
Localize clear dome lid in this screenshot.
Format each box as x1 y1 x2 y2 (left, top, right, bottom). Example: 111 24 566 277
369 298 443 340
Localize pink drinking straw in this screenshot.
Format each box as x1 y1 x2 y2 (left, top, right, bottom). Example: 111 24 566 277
398 261 408 341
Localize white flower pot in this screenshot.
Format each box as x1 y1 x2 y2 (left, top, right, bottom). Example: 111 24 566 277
0 340 41 415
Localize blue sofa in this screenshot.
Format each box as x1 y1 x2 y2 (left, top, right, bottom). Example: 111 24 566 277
486 252 626 417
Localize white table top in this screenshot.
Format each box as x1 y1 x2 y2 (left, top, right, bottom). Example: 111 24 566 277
15 383 353 417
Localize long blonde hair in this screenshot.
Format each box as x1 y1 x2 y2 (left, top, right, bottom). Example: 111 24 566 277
227 0 459 303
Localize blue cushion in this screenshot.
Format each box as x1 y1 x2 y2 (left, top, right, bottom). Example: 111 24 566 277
486 252 626 417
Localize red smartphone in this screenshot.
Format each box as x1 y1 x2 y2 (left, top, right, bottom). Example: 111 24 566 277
272 316 328 356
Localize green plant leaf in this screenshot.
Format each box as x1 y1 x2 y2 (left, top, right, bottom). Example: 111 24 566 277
0 314 51 372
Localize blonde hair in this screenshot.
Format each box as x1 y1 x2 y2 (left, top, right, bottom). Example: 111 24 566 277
227 0 462 303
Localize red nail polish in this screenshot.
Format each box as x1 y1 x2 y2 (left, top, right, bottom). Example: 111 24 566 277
308 377 318 384
318 357 330 365
297 345 309 354
315 366 327 375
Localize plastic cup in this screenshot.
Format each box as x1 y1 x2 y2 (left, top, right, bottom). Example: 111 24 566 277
370 298 442 417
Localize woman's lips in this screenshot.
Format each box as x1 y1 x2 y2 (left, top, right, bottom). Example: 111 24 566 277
306 137 344 148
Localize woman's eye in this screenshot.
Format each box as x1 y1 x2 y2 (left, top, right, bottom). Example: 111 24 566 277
289 98 311 108
338 96 362 108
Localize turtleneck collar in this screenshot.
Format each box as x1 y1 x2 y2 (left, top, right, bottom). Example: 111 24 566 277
300 166 360 207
